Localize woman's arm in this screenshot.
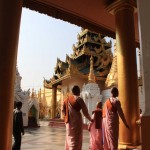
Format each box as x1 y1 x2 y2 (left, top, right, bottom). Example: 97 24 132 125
61 100 66 116
88 113 95 131
79 98 92 122
116 101 129 129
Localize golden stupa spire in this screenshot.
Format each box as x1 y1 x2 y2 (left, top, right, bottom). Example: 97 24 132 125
44 87 45 95
38 88 41 98
38 88 42 102
105 40 118 87
88 56 96 83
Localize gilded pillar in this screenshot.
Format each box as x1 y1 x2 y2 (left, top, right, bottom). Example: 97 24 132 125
51 85 57 118
107 0 140 147
0 0 22 149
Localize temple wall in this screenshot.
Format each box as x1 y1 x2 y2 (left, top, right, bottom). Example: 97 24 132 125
136 2 150 149
61 77 87 118
40 88 61 106
138 86 145 114
21 100 29 126
61 77 87 96
137 0 150 116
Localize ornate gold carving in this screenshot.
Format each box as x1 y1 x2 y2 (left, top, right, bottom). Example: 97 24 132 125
94 47 102 54
72 44 77 56
66 62 81 76
98 69 109 77
93 48 112 69
44 28 114 88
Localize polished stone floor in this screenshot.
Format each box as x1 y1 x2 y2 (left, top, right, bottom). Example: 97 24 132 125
15 121 90 150
12 121 141 150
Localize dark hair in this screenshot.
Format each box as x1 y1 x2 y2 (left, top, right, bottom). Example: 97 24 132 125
72 85 80 96
96 102 102 109
15 101 22 109
111 87 119 97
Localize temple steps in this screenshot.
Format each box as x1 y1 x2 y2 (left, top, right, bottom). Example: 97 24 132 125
48 118 88 130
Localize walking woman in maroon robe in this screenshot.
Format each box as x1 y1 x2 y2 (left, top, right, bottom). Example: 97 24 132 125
88 102 103 150
103 87 129 150
62 85 92 150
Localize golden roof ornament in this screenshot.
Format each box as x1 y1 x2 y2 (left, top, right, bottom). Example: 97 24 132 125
44 29 113 87
88 56 96 83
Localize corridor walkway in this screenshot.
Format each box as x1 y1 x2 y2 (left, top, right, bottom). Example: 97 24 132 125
19 121 90 150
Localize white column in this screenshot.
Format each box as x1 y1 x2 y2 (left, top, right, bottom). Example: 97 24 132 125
137 1 150 149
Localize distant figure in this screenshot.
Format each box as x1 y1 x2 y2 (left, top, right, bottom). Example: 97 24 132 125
62 85 92 150
88 102 103 150
140 109 142 118
12 101 24 150
103 87 129 150
136 108 142 125
136 109 142 143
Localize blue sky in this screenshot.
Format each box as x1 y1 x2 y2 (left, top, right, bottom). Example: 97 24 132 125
17 8 81 91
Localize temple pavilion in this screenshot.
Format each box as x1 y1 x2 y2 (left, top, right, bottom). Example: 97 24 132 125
14 67 39 127
1 1 149 149
44 28 113 119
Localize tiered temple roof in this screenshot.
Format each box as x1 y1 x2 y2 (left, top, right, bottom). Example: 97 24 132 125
44 28 113 88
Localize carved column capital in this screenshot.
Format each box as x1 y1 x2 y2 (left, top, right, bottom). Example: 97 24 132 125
106 0 137 15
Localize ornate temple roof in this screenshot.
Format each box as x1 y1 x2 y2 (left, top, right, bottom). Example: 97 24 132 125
44 28 113 88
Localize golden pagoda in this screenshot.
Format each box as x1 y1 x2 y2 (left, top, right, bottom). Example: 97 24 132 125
105 40 117 87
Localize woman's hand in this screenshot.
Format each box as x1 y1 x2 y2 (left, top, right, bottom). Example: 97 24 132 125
88 125 91 131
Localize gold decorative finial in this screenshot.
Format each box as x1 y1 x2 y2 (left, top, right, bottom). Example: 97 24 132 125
88 56 96 83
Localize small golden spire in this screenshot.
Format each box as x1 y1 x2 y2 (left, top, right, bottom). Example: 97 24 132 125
31 88 35 98
38 88 41 99
88 56 96 83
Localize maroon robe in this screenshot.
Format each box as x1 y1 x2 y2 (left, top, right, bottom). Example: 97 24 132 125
62 94 91 150
103 97 128 150
89 109 103 150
